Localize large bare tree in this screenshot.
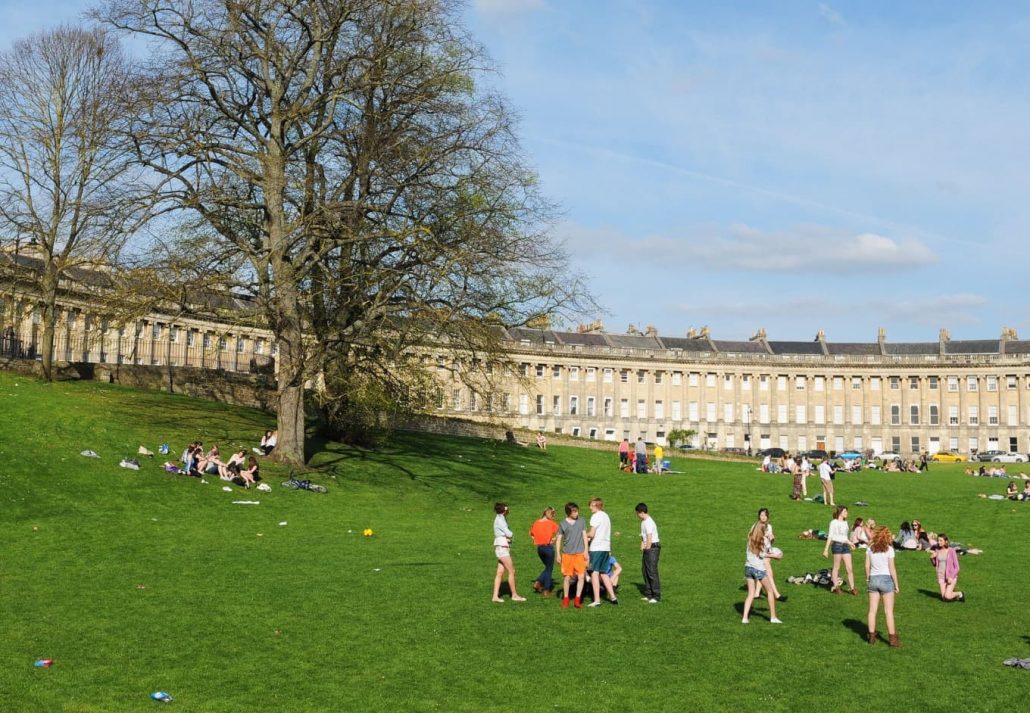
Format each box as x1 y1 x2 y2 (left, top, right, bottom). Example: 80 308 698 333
0 26 144 380
96 0 590 463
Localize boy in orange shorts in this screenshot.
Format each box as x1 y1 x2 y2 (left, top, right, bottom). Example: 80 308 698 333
556 502 589 609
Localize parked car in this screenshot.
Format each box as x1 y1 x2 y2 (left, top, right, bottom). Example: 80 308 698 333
837 450 863 461
757 448 786 458
975 450 1006 462
930 450 966 463
800 449 829 461
988 452 1028 463
877 451 901 461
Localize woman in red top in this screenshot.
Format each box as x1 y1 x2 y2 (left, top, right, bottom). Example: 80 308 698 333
529 507 560 596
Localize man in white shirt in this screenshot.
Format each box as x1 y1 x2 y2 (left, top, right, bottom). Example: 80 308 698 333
636 502 661 603
818 458 836 507
586 498 618 606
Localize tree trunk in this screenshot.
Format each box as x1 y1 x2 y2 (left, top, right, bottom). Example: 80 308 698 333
273 302 306 465
39 270 59 381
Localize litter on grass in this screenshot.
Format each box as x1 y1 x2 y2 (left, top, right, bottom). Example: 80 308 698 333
34 659 53 668
119 458 140 470
151 691 173 702
222 486 233 492
80 449 100 458
232 500 260 505
278 521 287 526
138 446 154 457
256 483 271 492
1003 658 1030 669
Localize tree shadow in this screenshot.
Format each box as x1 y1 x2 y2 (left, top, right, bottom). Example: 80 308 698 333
842 618 869 642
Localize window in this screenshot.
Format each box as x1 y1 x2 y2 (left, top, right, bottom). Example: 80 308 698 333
909 376 919 390
871 406 881 425
1007 375 1017 390
967 376 978 392
724 374 733 390
638 370 647 384
797 435 808 452
890 376 900 390
588 428 598 440
186 330 196 347
535 364 544 377
833 376 843 390
169 327 179 343
706 373 716 387
947 376 958 392
986 376 998 392
832 405 843 425
929 405 939 425
587 397 596 417
602 368 611 383
236 337 246 353
724 403 734 423
1010 436 1019 453
777 376 787 391
870 377 880 391
520 363 530 377
569 366 579 381
968 437 979 453
655 400 664 419
604 398 613 417
553 395 561 416
672 372 682 386
571 427 581 437
779 435 789 450
814 376 824 391
968 406 978 425
535 394 544 415
852 377 862 390
815 405 826 424
706 402 716 422
949 405 959 425
671 401 681 420
637 400 646 418
910 405 919 425
777 405 787 423
619 370 629 383
949 437 959 451
795 376 807 390
988 405 998 425
928 376 938 390
795 405 806 424
569 396 579 416
655 371 663 385
1008 405 1017 426
891 436 901 453
689 401 699 421
588 367 598 382
759 404 769 424
620 399 630 417
741 375 751 390
452 389 463 410
834 436 844 453
153 323 162 340
760 375 769 391
852 405 862 425
689 373 699 386
255 338 264 354
218 337 227 352
911 436 920 453
470 392 479 412
854 436 863 450
552 365 561 379
890 405 901 425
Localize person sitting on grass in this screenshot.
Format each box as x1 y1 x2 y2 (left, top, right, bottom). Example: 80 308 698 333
237 456 261 487
253 430 277 456
1006 481 1019 500
536 432 547 450
850 517 871 548
218 449 246 481
1021 481 1030 501
894 522 917 550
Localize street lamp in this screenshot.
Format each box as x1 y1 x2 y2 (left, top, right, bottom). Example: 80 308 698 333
744 404 752 456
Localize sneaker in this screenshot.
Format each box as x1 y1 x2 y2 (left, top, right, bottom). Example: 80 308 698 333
252 447 264 455
641 596 651 601
741 618 749 624
609 598 619 605
512 595 527 602
958 592 966 603
587 600 602 608
532 581 543 593
561 597 570 609
574 597 582 609
648 598 658 604
770 618 783 624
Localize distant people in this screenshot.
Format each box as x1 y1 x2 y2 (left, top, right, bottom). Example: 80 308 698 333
238 456 261 487
585 498 618 606
536 432 547 450
895 521 917 550
1022 482 1030 501
818 458 836 507
505 430 526 447
790 458 803 501
762 454 771 473
557 502 588 609
799 456 811 497
635 437 647 474
930 533 965 603
529 507 559 597
254 430 277 456
742 522 782 624
491 503 526 603
618 438 630 470
850 517 871 548
823 506 857 595
653 444 664 474
865 526 901 647
919 452 929 472
636 502 661 604
1006 481 1019 500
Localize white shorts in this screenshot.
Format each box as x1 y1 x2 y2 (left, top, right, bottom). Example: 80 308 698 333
495 546 511 559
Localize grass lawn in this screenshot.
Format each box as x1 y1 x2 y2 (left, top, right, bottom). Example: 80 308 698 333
0 370 1027 712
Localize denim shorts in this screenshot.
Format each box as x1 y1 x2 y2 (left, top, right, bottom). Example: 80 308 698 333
831 542 851 555
867 575 895 594
744 565 767 581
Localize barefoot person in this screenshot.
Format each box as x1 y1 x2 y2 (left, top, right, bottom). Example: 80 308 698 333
930 533 965 603
823 506 857 595
818 457 836 507
586 498 618 607
865 525 901 647
491 503 526 603
742 522 782 624
529 507 559 597
556 502 589 609
752 508 784 601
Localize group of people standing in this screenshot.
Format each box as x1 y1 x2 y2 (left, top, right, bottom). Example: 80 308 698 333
492 499 662 607
617 437 665 474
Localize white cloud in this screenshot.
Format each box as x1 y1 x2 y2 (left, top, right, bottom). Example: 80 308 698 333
818 3 845 26
558 221 938 272
474 0 545 17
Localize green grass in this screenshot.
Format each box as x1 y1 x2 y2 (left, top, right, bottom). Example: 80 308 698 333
0 370 1027 712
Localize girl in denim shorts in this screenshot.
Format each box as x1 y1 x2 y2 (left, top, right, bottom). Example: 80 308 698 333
864 526 901 647
823 506 857 595
741 522 782 624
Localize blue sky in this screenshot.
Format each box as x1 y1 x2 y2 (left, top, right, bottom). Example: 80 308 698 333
6 1 1030 342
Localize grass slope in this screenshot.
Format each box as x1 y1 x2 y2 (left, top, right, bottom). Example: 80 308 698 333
0 371 1027 712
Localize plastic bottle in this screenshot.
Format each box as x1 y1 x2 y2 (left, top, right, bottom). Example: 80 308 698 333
33 659 53 668
151 691 173 703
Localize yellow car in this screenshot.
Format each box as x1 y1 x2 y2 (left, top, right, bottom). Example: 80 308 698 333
930 451 965 463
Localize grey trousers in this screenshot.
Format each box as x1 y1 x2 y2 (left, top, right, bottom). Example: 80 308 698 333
642 545 661 600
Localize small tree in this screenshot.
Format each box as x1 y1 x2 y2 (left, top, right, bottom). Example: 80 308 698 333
667 428 697 449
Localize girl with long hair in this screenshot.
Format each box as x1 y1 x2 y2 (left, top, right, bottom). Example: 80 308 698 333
930 533 965 603
742 522 782 624
865 526 901 647
823 506 857 595
750 508 784 602
492 503 527 603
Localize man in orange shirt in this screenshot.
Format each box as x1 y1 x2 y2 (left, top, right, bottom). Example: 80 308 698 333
529 507 560 597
